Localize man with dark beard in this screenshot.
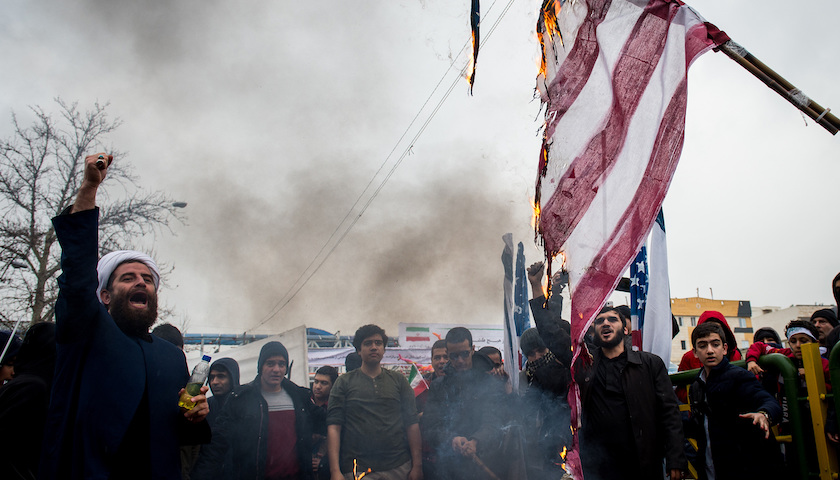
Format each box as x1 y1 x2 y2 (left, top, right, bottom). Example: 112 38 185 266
41 153 210 480
569 307 686 480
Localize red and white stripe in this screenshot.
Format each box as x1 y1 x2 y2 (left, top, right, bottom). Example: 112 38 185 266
537 0 726 348
535 1 727 476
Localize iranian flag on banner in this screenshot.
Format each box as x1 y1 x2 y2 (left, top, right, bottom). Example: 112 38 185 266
407 363 429 397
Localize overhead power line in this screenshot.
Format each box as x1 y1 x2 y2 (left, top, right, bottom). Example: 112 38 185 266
247 0 518 333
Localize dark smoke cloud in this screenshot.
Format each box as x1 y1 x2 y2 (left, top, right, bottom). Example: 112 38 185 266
170 148 529 334
1 0 544 335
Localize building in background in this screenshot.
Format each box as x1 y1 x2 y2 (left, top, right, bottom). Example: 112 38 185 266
669 297 752 364
750 305 834 347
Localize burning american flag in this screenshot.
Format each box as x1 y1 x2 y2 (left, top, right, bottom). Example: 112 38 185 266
534 0 728 477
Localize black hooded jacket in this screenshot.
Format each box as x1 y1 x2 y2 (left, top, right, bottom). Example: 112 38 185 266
192 376 315 480
205 357 241 426
685 357 784 480
0 322 57 480
193 357 241 480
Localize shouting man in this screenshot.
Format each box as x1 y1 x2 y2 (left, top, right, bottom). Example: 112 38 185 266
568 306 686 480
42 153 210 480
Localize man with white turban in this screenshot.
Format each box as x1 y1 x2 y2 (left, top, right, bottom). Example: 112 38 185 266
40 153 210 480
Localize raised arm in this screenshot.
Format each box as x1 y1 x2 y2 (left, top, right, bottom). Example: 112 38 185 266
51 153 113 345
527 262 572 360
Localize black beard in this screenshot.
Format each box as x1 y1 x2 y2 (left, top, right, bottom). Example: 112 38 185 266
109 291 158 337
594 327 625 349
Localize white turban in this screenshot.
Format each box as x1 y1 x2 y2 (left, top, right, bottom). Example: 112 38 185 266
96 250 161 304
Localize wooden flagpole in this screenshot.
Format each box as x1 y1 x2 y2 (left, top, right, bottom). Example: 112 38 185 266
717 40 839 135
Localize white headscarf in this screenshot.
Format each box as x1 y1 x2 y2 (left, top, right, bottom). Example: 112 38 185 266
96 250 161 303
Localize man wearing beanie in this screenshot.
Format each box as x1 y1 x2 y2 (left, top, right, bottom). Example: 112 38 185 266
42 153 209 480
193 341 315 480
810 308 838 355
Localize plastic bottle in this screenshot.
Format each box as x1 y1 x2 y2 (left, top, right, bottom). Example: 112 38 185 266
178 355 211 410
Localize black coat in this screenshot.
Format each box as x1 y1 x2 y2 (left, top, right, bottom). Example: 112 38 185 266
524 297 574 479
686 358 784 480
532 304 685 476
192 377 315 480
577 347 686 475
43 208 210 480
421 362 507 450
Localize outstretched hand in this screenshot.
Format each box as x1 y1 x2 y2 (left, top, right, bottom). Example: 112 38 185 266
740 412 771 438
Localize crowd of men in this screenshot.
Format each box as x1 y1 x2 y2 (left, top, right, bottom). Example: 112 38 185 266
0 153 839 480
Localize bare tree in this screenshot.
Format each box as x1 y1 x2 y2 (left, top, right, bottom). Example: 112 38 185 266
0 99 183 328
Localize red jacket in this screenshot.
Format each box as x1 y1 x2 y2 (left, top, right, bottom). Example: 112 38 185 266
745 341 830 390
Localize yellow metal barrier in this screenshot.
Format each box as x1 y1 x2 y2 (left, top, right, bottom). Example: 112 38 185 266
802 342 838 480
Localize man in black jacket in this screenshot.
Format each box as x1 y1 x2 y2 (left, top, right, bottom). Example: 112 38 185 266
420 327 525 480
192 341 315 480
192 357 241 479
536 305 686 480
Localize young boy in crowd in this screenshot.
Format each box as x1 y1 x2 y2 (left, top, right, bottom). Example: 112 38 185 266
746 320 833 463
686 322 784 480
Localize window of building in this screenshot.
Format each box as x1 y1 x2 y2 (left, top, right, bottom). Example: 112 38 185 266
740 340 749 349
678 317 683 327
690 317 697 326
739 318 747 328
681 340 686 350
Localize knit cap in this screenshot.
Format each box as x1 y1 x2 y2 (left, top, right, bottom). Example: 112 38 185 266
811 308 839 328
258 341 289 375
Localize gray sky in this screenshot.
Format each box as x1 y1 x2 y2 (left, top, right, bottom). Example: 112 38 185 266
1 0 837 335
